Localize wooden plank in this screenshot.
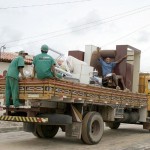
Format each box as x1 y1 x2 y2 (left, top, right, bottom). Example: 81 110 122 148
0 78 147 108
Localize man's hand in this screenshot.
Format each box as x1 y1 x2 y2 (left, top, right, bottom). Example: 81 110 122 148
22 75 26 80
54 76 60 80
31 73 35 79
98 58 101 61
31 67 35 80
123 55 128 59
98 57 102 61
116 55 128 63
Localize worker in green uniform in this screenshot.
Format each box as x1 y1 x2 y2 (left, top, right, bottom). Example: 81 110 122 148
5 50 28 107
32 44 59 79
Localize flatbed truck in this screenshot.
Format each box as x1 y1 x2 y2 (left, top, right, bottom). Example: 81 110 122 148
0 45 149 145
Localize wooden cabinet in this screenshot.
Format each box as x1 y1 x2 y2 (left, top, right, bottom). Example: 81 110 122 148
68 50 84 61
115 45 141 92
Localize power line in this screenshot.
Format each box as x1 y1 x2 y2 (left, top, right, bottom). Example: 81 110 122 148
2 4 150 46
0 0 93 10
6 7 150 48
101 24 150 48
7 22 150 49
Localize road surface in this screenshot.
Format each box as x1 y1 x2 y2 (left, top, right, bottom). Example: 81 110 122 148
0 124 149 150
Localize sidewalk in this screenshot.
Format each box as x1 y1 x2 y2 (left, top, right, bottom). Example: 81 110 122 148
0 121 23 133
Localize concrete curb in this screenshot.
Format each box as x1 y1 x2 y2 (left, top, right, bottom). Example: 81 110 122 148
0 126 23 133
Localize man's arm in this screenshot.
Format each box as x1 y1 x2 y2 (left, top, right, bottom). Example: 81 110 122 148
18 67 25 79
18 57 26 79
31 56 36 79
98 57 104 64
115 55 127 64
31 66 36 78
51 64 57 78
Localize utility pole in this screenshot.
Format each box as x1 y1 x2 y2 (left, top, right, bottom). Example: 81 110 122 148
0 45 6 61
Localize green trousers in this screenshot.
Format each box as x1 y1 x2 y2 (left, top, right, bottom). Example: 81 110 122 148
5 77 20 107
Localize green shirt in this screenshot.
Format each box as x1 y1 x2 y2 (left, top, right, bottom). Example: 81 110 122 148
7 56 25 80
33 53 56 79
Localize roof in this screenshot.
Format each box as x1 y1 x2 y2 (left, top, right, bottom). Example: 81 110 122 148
0 52 33 65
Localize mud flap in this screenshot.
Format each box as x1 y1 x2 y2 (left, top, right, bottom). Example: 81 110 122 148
65 122 82 139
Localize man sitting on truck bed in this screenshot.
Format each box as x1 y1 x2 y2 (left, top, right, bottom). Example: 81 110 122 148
32 44 61 79
98 55 128 91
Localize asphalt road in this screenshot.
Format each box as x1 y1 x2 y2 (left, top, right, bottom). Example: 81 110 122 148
0 124 150 150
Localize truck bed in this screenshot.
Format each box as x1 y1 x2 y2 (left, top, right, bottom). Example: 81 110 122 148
0 78 147 108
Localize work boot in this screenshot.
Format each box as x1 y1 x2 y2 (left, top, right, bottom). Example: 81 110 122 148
5 101 10 108
5 105 10 108
116 86 120 90
124 88 130 92
14 101 24 108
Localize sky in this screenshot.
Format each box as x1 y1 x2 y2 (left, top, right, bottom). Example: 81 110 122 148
0 0 150 72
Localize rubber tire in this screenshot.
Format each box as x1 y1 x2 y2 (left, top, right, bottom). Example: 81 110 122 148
81 112 104 145
106 122 120 129
33 125 59 138
32 125 42 138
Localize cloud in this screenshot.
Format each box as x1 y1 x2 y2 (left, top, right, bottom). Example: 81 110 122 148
136 30 150 43
68 10 102 35
0 26 23 48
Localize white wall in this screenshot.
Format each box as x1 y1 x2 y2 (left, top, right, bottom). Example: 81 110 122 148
0 62 33 77
0 62 9 75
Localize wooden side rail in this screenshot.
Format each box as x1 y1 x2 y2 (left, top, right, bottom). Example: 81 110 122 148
0 78 147 108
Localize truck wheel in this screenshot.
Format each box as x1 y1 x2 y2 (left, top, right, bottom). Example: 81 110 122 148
81 112 104 145
106 122 120 129
32 125 42 138
23 123 41 138
33 125 59 138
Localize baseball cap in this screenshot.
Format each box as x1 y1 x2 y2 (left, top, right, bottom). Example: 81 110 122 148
19 50 28 55
41 44 49 52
